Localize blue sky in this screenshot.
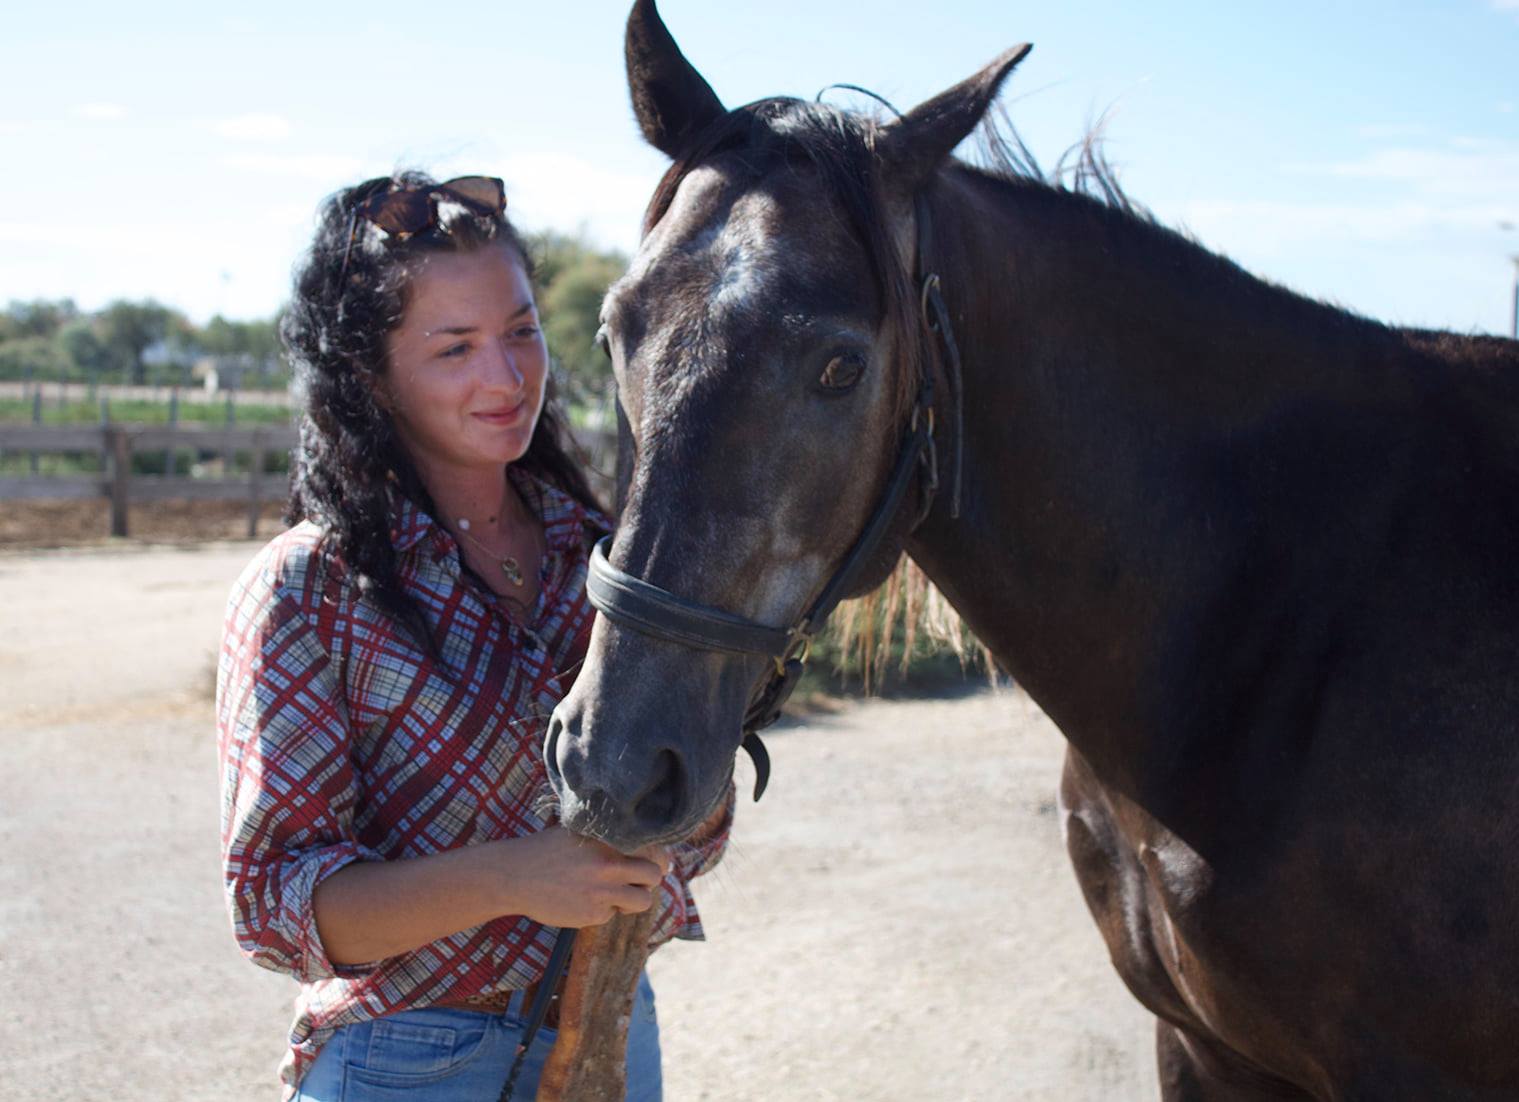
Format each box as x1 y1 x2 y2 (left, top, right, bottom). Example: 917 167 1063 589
2 1 1516 334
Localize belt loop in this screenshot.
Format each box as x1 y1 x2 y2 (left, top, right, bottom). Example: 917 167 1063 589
506 986 528 1021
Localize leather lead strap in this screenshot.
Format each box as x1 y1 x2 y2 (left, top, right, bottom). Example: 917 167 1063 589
498 927 578 1102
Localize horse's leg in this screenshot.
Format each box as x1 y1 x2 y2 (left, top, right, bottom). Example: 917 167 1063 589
1156 1021 1314 1102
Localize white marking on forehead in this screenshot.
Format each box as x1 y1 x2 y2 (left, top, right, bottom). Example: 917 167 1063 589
615 166 787 315
706 191 785 315
710 241 767 314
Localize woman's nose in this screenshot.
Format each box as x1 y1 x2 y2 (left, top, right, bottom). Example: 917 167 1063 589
484 338 525 390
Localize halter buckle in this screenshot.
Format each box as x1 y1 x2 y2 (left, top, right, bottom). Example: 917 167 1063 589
920 272 944 331
774 624 813 677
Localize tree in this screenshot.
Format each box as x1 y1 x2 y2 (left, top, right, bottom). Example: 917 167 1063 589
0 336 69 381
58 320 111 382
98 300 179 385
532 233 626 403
0 298 77 342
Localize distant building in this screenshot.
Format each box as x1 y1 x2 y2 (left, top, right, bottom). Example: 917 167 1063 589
193 353 279 393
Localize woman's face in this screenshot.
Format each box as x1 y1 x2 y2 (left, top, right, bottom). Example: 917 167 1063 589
381 242 548 475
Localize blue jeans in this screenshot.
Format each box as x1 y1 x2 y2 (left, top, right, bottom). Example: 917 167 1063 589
294 973 661 1101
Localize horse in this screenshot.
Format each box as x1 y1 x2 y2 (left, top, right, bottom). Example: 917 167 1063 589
546 2 1519 1096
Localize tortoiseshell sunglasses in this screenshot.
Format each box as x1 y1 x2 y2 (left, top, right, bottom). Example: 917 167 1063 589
337 175 507 287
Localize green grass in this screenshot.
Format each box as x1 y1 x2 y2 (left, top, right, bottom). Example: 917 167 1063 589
0 449 290 477
0 396 293 427
1 394 295 477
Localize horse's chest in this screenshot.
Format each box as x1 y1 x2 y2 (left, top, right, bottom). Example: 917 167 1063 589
1057 747 1330 1085
1058 743 1519 1095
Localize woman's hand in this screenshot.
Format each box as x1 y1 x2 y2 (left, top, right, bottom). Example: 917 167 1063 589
493 829 673 929
312 829 672 966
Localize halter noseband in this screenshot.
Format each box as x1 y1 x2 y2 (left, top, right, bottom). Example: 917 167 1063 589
586 194 964 801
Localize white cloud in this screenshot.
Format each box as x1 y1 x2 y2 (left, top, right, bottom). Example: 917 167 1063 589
493 151 662 254
1356 123 1428 140
1287 137 1519 202
213 113 292 141
74 103 127 121
222 152 364 183
1156 198 1515 253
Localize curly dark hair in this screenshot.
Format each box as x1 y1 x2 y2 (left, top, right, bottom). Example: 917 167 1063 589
281 170 602 648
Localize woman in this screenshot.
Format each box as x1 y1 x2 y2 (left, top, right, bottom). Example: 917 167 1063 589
216 172 730 1101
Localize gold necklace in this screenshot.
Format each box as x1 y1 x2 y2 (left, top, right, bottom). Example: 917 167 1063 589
455 517 526 587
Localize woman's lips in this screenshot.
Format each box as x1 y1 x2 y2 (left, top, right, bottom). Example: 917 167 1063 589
472 401 525 425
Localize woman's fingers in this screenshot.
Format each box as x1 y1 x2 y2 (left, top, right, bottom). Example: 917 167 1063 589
609 882 658 915
630 844 674 879
613 852 668 889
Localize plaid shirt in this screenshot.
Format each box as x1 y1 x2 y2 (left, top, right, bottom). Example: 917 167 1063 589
216 468 731 1099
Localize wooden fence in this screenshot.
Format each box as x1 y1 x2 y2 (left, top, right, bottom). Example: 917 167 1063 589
0 422 617 538
0 423 297 537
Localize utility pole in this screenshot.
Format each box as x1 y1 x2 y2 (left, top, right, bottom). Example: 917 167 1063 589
1511 255 1518 340
1505 222 1519 340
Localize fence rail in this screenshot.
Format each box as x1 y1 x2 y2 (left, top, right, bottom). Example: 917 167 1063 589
1 422 617 538
0 423 298 537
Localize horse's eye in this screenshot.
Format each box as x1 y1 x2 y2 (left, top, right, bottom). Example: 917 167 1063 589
594 324 611 359
819 352 865 391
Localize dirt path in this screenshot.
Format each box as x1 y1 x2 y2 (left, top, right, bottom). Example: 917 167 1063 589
0 542 1155 1101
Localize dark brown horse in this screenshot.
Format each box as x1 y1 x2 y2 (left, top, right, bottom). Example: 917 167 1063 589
546 2 1519 1096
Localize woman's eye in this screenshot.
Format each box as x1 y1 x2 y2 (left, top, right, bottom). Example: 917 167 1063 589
440 343 469 359
819 351 865 391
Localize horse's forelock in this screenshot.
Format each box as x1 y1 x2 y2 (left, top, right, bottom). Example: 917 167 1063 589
640 97 924 429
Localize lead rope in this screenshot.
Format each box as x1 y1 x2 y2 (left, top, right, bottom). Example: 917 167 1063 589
498 926 578 1102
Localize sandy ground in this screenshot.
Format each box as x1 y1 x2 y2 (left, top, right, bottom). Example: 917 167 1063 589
0 540 1155 1101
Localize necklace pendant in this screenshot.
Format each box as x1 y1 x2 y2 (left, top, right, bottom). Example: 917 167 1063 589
501 556 525 587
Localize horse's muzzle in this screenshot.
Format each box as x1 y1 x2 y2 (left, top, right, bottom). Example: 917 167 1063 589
544 708 696 852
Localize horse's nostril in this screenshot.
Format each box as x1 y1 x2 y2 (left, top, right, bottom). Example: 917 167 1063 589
543 714 572 785
633 748 686 830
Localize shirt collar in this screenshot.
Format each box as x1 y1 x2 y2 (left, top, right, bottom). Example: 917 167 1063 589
388 491 436 553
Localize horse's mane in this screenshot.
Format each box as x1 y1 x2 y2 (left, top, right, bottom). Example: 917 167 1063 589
638 91 1518 690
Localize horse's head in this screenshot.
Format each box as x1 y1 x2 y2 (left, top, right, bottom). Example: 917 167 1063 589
545 0 1029 851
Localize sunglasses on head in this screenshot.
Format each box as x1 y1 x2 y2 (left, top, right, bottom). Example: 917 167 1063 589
337 175 507 288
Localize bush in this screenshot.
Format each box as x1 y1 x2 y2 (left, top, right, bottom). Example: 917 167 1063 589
0 336 71 382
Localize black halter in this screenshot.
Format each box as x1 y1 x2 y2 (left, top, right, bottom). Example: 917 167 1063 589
586 195 963 801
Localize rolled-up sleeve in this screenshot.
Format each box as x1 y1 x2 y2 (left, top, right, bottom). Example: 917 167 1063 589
648 781 736 947
216 547 384 983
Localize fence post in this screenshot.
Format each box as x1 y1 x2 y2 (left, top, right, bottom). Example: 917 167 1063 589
29 388 42 475
108 425 132 537
247 432 266 539
165 387 179 477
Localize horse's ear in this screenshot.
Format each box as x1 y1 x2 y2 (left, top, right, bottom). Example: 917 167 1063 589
878 44 1033 192
625 0 726 159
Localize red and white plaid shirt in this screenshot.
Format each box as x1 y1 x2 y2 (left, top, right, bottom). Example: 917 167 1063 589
216 468 730 1099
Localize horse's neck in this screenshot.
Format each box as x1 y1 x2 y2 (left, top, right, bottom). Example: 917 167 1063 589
906 171 1409 810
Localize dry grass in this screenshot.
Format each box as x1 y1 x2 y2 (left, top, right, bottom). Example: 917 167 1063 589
0 499 288 548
